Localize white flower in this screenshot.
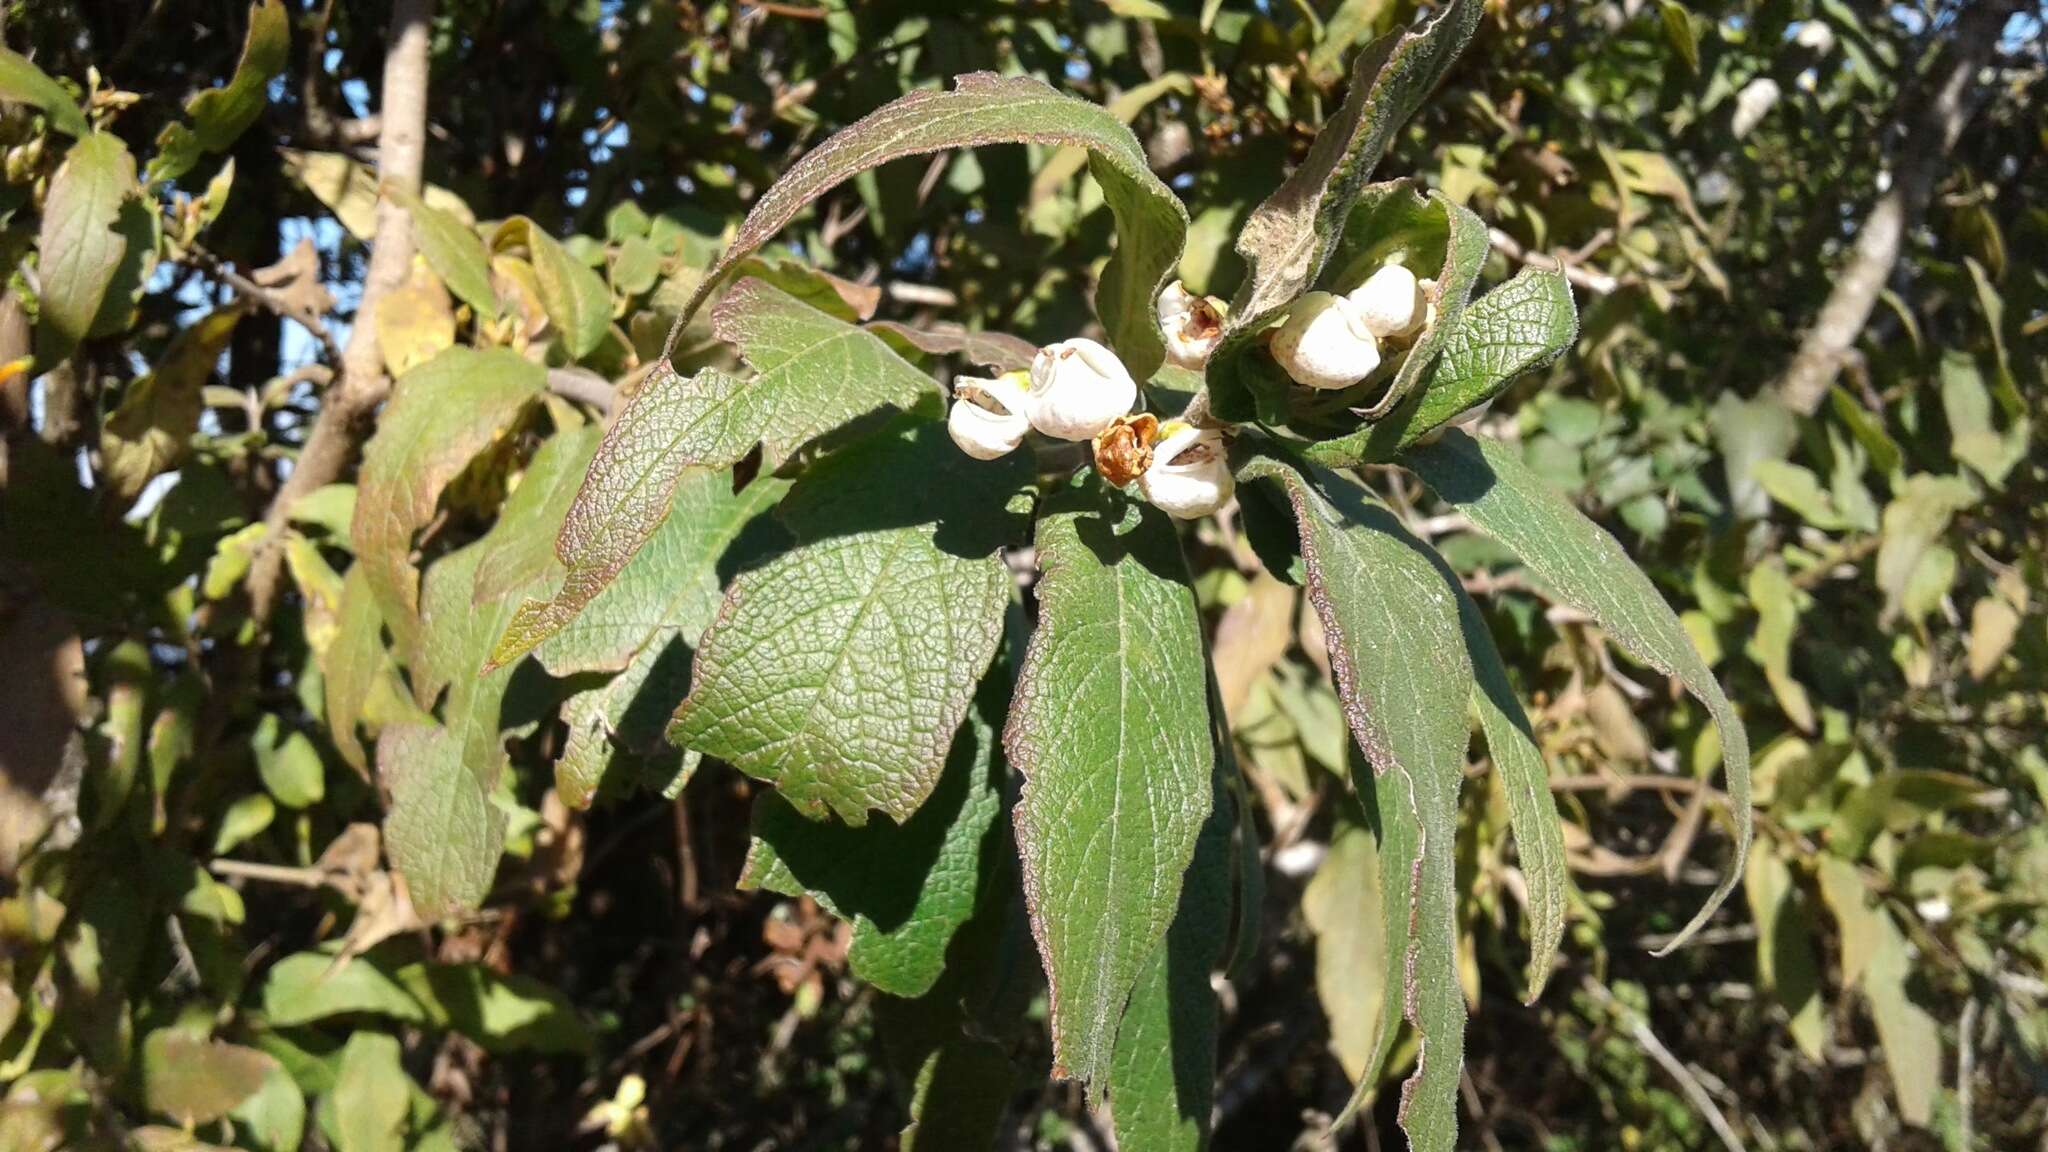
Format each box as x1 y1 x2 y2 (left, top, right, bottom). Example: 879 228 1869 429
1793 20 1835 55
1140 421 1233 520
1157 280 1226 369
1346 263 1428 341
947 372 1031 460
1732 77 1780 138
1270 292 1381 391
1026 338 1137 440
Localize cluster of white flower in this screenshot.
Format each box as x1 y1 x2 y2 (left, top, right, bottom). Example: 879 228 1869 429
1269 262 1433 391
944 280 1234 519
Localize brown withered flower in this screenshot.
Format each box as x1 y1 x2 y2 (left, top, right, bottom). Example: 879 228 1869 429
1092 412 1160 488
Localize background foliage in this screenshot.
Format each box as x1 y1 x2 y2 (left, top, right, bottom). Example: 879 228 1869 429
1 1 2043 1149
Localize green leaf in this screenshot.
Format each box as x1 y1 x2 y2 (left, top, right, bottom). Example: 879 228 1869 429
1303 818 1387 1082
1108 770 1232 1152
1406 429 1751 951
1874 473 1977 628
1816 858 1941 1125
382 537 529 919
1746 560 1815 733
1658 1 1700 73
260 951 430 1027
1750 458 1850 531
253 715 326 809
1745 840 1825 1062
325 1033 409 1152
396 189 500 323
670 421 1027 823
1939 349 2027 487
742 674 1008 998
497 217 609 359
1457 585 1569 999
322 566 389 773
1325 267 1577 465
1235 449 1471 1148
0 49 89 137
706 276 944 469
1005 486 1213 1091
227 1060 307 1152
152 0 289 179
493 282 934 667
397 963 591 1054
1216 0 1480 347
670 72 1186 378
141 1030 278 1126
35 131 138 365
351 347 543 657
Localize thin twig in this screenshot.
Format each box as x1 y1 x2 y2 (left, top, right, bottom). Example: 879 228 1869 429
1581 976 1748 1152
1487 227 1621 295
545 366 616 413
181 240 343 363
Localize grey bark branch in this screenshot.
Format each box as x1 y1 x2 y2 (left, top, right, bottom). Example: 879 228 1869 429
1775 0 2019 415
247 0 434 624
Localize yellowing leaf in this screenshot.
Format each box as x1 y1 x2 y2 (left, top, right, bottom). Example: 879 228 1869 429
100 306 243 502
374 263 456 378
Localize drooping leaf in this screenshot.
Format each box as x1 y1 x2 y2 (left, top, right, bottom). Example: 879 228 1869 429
742 675 1008 998
0 48 90 136
1329 267 1577 464
1216 1 1481 347
1455 584 1569 999
351 348 543 657
495 217 610 359
670 421 1027 823
100 307 243 502
35 131 138 365
1406 429 1751 951
1303 817 1387 1082
151 0 289 180
397 188 500 322
670 72 1187 378
1108 770 1232 1152
1816 857 1941 1125
1236 449 1471 1148
1006 485 1213 1091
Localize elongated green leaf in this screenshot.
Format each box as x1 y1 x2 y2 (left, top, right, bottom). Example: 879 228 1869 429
1236 449 1470 1148
671 421 1027 823
669 72 1186 378
492 283 935 667
36 131 138 364
351 348 542 656
493 217 610 358
1455 585 1568 999
1006 486 1213 1091
1816 858 1940 1125
397 189 499 323
1219 1 1480 340
152 0 289 179
743 676 1007 998
323 567 386 773
0 49 89 137
1406 429 1751 950
1109 771 1231 1152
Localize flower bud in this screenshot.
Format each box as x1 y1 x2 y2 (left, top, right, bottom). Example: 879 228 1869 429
1732 77 1779 139
1270 292 1380 391
1157 281 1227 369
1140 421 1233 520
947 372 1031 460
1346 264 1427 341
1027 338 1137 440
